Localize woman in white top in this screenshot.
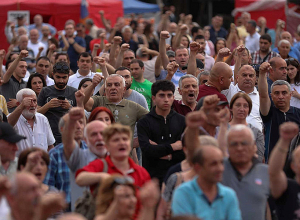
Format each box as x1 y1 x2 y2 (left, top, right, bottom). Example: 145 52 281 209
286 58 300 108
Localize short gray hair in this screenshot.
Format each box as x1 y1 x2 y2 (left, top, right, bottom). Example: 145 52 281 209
16 88 36 103
278 39 291 47
122 25 133 34
58 116 65 134
197 71 210 83
271 80 291 92
179 74 198 89
227 124 255 142
86 19 94 26
105 74 126 88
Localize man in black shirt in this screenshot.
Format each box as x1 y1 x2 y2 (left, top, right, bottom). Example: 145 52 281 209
258 62 300 162
269 122 300 220
37 62 77 144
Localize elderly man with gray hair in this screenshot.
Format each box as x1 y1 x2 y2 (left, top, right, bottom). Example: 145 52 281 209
7 88 55 155
258 61 300 162
121 25 139 53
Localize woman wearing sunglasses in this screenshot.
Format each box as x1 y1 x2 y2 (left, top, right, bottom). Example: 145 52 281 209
95 175 159 220
286 58 300 108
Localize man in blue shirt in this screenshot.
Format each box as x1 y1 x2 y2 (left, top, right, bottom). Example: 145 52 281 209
28 14 56 40
209 15 228 44
172 144 241 220
59 23 86 73
44 112 87 209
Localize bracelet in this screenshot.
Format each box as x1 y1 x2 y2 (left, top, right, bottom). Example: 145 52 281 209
278 147 289 153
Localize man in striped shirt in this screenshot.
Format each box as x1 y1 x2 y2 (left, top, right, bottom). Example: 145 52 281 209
251 34 280 65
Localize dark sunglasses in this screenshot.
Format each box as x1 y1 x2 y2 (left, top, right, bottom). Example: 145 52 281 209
53 64 70 72
285 58 299 65
110 176 134 188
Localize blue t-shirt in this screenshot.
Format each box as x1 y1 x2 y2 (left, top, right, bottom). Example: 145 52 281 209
273 46 300 61
156 68 186 87
172 177 242 220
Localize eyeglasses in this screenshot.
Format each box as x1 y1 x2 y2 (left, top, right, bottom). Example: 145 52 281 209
53 64 70 73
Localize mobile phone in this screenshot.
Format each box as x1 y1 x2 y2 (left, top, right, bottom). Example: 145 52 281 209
57 96 65 100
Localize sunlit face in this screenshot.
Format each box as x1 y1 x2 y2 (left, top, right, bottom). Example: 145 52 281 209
106 133 131 160
29 30 39 43
278 42 291 58
194 147 224 184
271 60 287 81
77 56 92 72
175 48 189 68
22 95 37 119
31 77 44 95
231 97 250 120
74 118 85 141
287 64 298 81
123 51 135 68
53 73 69 90
117 70 132 90
152 90 174 112
259 39 271 53
116 186 137 218
220 69 233 90
105 76 125 102
179 78 199 105
237 66 256 90
227 129 255 165
216 40 226 52
15 61 28 79
85 121 107 157
65 24 75 37
271 85 291 110
130 63 144 81
36 59 50 77
19 36 28 49
95 111 112 125
180 36 189 48
30 156 48 183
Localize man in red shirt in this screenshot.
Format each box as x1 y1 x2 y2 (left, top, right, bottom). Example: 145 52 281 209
75 123 150 191
197 62 232 102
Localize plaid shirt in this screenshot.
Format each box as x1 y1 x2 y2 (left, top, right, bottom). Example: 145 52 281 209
44 141 87 204
251 50 280 64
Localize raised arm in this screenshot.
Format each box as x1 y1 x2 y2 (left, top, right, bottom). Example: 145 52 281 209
141 47 159 57
187 42 200 76
233 45 246 84
159 31 170 70
258 62 272 116
62 107 85 160
8 96 33 127
173 25 188 52
269 122 299 198
115 43 129 69
215 47 232 63
58 31 69 51
109 36 122 67
0 50 5 79
68 37 85 54
165 61 179 81
3 50 28 84
99 10 112 33
83 74 104 111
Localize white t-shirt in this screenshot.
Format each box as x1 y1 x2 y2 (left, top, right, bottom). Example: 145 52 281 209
28 41 46 58
290 84 300 109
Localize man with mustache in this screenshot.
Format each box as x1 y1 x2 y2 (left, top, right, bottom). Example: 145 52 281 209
37 62 77 144
7 88 55 156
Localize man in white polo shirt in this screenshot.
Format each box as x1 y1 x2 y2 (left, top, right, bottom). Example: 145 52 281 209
67 52 101 90
7 88 55 155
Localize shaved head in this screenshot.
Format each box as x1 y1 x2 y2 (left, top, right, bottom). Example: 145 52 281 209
209 62 232 80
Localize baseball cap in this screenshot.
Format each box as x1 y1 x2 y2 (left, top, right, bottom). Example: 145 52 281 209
195 96 228 111
0 123 26 143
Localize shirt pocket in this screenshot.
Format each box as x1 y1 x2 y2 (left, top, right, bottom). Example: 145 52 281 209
35 133 48 151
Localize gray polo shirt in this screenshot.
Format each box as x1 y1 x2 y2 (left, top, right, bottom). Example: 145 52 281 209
65 142 97 211
222 158 269 220
0 76 26 113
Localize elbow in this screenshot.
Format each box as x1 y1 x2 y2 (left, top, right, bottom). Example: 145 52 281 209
75 174 85 186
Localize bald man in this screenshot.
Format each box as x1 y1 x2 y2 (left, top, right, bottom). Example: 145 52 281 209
28 14 57 40
222 65 263 131
41 25 51 49
62 106 107 211
197 62 232 103
28 29 46 58
267 57 287 95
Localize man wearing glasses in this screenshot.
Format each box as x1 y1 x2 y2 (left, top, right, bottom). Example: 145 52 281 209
37 61 77 144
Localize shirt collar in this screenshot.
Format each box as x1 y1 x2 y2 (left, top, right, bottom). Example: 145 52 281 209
106 155 138 174
11 75 24 84
236 84 258 95
19 113 37 123
75 70 92 78
192 177 224 199
105 97 126 107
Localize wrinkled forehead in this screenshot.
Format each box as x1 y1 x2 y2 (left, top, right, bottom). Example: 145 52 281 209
272 84 289 92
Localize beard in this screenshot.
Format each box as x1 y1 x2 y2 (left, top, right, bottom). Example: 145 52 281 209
125 83 132 90
22 108 36 119
55 82 67 89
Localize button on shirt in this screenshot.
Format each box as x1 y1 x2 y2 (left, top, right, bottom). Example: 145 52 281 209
172 177 242 220
245 32 261 54
14 113 55 156
222 83 263 131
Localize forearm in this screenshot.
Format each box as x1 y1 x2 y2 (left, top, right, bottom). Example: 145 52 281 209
75 172 103 186
165 73 174 81
7 105 23 126
109 45 117 66
185 127 200 160
36 51 42 62
269 138 289 176
106 63 116 75
173 31 182 51
47 50 53 60
4 56 21 83
91 49 98 58
100 39 105 51
258 73 268 99
73 43 85 53
233 57 241 84
138 207 155 220
115 51 124 69
159 40 168 70
62 122 77 160
61 36 69 51
91 63 97 73
224 54 233 65
83 85 95 105
146 48 159 57
108 29 117 43
101 65 109 79
155 54 162 77
37 103 50 115
218 123 229 157
187 52 197 76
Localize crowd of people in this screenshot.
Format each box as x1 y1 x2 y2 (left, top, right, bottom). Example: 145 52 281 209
1 5 300 220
